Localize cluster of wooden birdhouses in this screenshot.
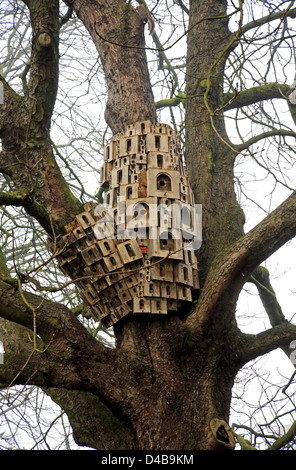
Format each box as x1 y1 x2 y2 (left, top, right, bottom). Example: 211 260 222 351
53 120 199 328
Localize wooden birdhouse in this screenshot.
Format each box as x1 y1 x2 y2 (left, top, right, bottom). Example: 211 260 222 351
52 121 200 328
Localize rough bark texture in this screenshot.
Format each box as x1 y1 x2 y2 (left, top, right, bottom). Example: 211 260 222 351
0 0 83 235
1 0 296 451
185 0 246 282
63 0 157 135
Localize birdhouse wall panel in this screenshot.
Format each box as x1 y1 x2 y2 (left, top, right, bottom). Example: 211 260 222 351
103 310 120 326
97 238 117 256
137 279 144 296
114 279 128 293
84 261 106 278
117 289 132 304
103 285 118 298
160 282 177 299
133 297 151 313
107 295 121 308
174 263 194 286
116 303 132 318
147 228 183 260
177 285 192 302
80 244 102 265
158 199 173 229
119 183 140 200
146 133 169 153
76 238 94 254
139 141 146 155
151 298 168 314
169 137 182 157
57 232 76 250
143 280 161 297
91 302 108 320
151 122 171 135
93 220 114 240
124 274 139 289
104 141 113 162
128 285 138 298
67 255 86 271
125 124 137 137
102 252 124 272
147 169 181 199
149 260 174 282
147 152 174 170
125 197 158 228
103 189 115 208
56 250 75 266
119 135 139 156
105 272 123 286
76 211 96 230
83 285 100 305
130 153 147 165
111 165 130 188
183 250 198 269
193 268 200 290
93 278 109 292
70 267 86 281
134 120 152 135
100 162 112 186
117 239 144 264
127 165 147 186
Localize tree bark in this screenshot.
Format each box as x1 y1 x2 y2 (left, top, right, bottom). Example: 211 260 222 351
185 0 246 282
1 0 296 451
64 0 157 134
0 0 83 235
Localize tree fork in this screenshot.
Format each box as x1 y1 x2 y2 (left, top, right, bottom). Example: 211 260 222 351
0 0 83 236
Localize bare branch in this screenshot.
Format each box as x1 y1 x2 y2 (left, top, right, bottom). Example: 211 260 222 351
223 83 290 112
234 129 296 153
240 6 296 37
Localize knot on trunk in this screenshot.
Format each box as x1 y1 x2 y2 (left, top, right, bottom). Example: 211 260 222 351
210 418 235 450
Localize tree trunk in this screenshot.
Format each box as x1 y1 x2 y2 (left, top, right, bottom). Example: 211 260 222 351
185 0 245 281
1 0 296 451
111 316 237 450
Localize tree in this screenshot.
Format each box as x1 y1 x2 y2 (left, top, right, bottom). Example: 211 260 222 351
0 0 296 451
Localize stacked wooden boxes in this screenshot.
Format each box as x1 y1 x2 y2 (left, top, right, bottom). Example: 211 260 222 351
54 121 199 327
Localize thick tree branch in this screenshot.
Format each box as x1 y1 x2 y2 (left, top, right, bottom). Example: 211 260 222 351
0 315 127 450
0 1 83 236
249 266 295 363
0 279 118 400
267 420 296 450
0 188 50 226
250 266 286 327
156 93 186 110
0 190 33 207
237 322 296 368
45 387 128 449
24 0 60 130
188 190 296 335
223 83 289 111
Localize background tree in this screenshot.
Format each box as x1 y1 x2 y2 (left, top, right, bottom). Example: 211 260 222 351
0 0 296 450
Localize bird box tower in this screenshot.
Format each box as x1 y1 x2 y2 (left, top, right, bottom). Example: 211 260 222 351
53 121 200 328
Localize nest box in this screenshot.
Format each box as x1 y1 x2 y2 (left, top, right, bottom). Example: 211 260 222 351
53 121 200 328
